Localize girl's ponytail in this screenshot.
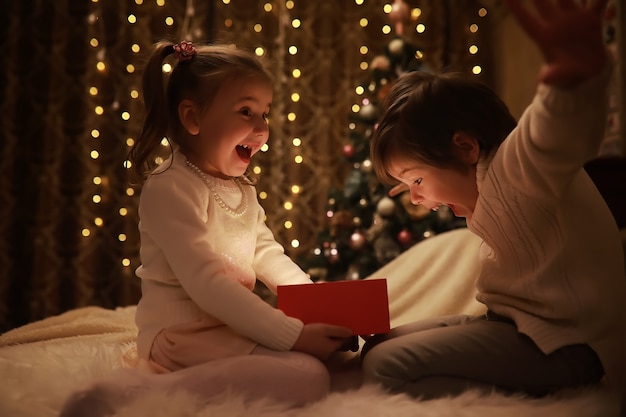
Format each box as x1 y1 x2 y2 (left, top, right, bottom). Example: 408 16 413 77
130 41 175 178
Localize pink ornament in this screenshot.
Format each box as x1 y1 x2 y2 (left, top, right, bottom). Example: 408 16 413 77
343 144 355 158
398 229 413 245
349 231 367 250
389 0 410 35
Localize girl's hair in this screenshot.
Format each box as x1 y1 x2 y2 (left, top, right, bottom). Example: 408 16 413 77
130 41 273 178
371 71 517 184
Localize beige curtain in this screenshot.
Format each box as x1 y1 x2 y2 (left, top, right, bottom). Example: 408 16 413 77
0 0 491 331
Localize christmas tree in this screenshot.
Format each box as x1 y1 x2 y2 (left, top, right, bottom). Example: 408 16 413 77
298 0 466 282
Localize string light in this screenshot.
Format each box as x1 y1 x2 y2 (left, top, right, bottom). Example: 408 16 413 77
83 0 490 266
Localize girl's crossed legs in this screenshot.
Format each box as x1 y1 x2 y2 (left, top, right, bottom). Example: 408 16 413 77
361 314 604 400
59 346 329 417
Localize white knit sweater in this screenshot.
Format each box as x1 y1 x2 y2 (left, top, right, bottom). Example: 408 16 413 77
134 152 311 362
468 66 626 392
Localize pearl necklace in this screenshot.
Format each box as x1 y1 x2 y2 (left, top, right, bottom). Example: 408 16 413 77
185 160 248 217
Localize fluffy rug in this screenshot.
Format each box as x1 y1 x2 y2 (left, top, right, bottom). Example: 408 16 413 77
0 333 620 417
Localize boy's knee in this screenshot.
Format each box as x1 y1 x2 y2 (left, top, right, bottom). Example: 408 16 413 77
361 343 391 383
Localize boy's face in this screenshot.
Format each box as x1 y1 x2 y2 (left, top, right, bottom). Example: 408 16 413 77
387 157 479 219
389 137 480 219
386 132 481 219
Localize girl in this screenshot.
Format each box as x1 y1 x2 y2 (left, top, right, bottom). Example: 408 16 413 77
132 41 353 396
361 0 626 409
60 41 352 416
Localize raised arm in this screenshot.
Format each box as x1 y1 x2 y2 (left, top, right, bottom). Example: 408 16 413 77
503 0 609 88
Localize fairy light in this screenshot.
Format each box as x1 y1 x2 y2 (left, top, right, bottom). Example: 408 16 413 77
470 6 487 76
83 1 210 275
85 1 493 262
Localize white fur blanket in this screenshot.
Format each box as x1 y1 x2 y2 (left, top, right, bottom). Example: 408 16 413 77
0 319 618 417
0 230 621 416
0 326 618 417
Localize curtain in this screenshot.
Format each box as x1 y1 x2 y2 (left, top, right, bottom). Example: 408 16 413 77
0 0 491 332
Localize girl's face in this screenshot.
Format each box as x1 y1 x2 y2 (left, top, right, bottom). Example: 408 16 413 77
181 76 273 179
386 135 480 219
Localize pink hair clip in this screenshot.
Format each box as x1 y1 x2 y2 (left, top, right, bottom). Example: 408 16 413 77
173 40 196 62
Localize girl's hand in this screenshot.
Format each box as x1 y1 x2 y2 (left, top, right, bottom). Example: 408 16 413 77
503 0 609 88
291 323 353 360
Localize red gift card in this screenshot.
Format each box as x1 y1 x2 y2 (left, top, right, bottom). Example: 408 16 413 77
277 278 390 335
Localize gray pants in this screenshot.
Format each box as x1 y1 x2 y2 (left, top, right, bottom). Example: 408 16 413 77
361 313 604 399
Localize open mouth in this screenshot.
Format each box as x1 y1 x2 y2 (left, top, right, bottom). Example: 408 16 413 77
236 145 252 162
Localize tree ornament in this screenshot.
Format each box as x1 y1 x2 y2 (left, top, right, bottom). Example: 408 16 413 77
388 38 405 56
328 248 341 264
376 196 396 217
397 229 413 245
361 159 373 173
349 230 367 250
359 103 378 121
342 143 355 158
389 0 410 36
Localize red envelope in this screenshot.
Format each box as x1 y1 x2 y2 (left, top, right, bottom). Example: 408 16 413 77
277 278 390 335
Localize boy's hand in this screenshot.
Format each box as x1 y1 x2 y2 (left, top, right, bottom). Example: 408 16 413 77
504 0 609 88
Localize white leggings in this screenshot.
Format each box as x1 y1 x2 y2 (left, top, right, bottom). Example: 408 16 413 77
59 346 329 417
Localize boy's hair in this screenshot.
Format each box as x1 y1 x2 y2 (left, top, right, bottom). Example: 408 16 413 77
130 42 273 178
371 71 517 184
